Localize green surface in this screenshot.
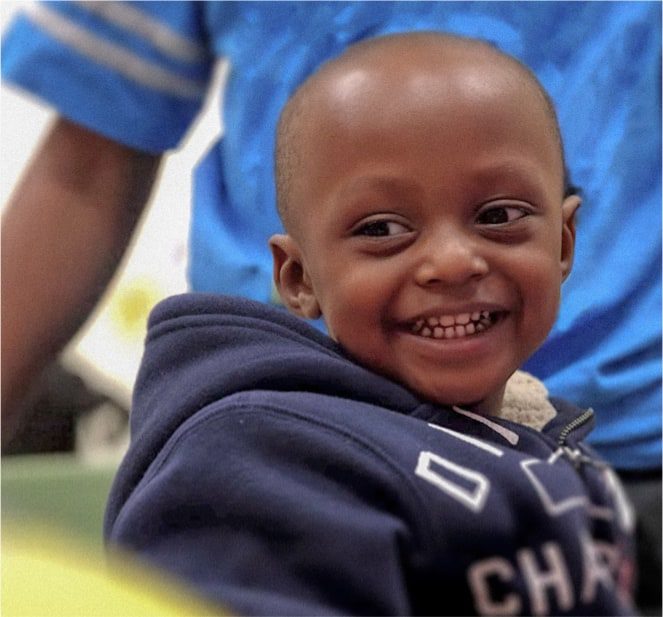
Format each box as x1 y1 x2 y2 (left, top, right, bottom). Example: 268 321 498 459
2 454 118 552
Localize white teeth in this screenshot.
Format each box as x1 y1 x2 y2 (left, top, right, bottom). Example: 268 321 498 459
410 310 500 339
456 313 471 325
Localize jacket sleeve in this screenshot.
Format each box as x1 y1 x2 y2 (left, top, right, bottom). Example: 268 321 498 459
106 403 426 616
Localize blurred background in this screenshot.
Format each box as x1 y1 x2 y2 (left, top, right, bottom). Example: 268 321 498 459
2 2 226 416
2 0 227 550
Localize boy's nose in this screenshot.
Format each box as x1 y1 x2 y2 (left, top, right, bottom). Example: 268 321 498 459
413 233 489 288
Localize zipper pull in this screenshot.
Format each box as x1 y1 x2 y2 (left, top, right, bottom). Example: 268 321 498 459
556 408 607 470
557 408 594 447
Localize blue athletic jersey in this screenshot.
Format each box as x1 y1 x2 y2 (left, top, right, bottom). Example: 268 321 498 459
2 1 660 469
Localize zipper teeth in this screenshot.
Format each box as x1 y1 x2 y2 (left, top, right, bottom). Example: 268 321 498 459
557 408 594 446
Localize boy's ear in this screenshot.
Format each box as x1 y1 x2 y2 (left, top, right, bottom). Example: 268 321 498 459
560 195 581 281
269 234 321 319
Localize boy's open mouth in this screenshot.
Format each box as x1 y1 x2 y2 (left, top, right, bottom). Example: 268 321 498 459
409 311 504 340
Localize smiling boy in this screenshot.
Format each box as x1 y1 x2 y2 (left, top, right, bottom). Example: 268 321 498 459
106 33 635 616
270 33 580 416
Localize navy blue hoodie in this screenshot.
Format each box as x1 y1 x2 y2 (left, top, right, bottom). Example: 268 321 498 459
105 294 636 616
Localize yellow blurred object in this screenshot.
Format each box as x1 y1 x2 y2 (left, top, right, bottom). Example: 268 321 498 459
108 276 162 341
2 523 225 616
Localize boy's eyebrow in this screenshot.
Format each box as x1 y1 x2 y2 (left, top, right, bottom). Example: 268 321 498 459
334 175 425 202
333 160 556 204
469 152 556 172
467 160 551 188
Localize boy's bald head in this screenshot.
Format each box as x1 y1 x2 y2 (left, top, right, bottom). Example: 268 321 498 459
275 32 567 233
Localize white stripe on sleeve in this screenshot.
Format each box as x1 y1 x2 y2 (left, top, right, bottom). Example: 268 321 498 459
24 2 207 100
75 1 208 64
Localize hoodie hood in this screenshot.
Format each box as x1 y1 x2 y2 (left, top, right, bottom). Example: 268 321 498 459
133 294 421 435
106 294 421 528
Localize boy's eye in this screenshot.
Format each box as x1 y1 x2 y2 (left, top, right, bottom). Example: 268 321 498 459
476 205 529 226
354 219 411 237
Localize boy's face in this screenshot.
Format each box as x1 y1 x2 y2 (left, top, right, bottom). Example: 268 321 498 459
271 42 579 414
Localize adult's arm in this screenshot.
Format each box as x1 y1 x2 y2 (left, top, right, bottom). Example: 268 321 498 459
1 117 162 443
